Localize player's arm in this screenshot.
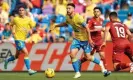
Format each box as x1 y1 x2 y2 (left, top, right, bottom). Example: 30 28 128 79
29 19 36 28
55 22 68 27
85 25 95 47
78 15 94 47
29 19 36 34
125 26 133 41
56 15 71 27
126 29 132 38
102 24 110 45
11 19 15 35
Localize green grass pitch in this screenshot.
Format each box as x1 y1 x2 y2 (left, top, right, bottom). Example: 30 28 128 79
0 72 132 80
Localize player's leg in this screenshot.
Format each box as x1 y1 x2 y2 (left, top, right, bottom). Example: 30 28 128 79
70 39 81 78
4 40 22 69
85 53 111 77
21 47 37 75
80 48 96 64
70 48 81 78
4 50 20 69
114 62 131 71
98 45 107 69
82 43 111 77
113 52 131 71
99 52 107 68
124 46 133 73
15 40 36 75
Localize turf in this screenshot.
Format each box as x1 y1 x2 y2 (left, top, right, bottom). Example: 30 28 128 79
0 72 132 80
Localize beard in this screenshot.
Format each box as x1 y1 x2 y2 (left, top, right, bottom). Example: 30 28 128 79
67 12 72 16
94 15 100 18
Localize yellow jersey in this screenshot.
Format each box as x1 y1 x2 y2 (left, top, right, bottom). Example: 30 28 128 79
12 16 36 41
66 13 88 41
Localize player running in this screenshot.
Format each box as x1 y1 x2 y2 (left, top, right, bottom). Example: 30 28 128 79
55 3 111 78
81 7 108 69
4 6 37 75
102 12 133 72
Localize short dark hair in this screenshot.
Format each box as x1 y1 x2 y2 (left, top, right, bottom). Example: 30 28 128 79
109 12 118 18
94 7 102 13
18 4 27 10
67 3 75 8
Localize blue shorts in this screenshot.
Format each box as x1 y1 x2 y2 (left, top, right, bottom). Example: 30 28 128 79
70 39 92 54
15 40 25 51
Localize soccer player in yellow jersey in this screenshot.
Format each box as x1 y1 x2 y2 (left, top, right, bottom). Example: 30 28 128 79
4 6 37 75
56 3 111 78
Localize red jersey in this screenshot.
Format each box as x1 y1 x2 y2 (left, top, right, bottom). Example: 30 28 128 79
106 21 128 43
106 21 133 63
88 17 103 43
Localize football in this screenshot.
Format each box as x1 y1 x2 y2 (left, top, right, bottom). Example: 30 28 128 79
45 68 55 78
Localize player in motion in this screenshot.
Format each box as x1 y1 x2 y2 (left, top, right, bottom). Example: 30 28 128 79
102 12 133 72
81 7 108 70
55 3 111 78
4 6 37 75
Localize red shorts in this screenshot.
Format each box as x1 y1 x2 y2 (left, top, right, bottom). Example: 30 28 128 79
93 39 104 52
113 41 133 63
93 44 105 52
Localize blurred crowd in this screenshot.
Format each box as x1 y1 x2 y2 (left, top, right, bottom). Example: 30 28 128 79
0 0 133 43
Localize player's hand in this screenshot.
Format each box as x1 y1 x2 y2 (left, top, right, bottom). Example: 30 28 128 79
128 36 133 42
100 42 106 50
89 40 95 48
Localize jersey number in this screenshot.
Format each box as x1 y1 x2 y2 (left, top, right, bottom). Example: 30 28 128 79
115 27 125 38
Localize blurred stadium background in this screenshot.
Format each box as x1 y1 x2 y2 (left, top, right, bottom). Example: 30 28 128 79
0 0 133 80
1 0 133 43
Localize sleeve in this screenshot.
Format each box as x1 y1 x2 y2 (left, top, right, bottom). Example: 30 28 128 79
29 19 36 28
77 15 86 27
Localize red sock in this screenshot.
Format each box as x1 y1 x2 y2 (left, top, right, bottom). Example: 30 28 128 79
115 63 130 71
101 58 107 69
81 57 87 63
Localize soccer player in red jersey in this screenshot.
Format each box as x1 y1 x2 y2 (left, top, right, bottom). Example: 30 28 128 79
88 7 107 68
102 12 133 72
81 7 108 69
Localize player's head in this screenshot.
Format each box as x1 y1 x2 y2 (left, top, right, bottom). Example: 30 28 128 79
109 12 118 21
67 3 75 16
93 7 102 18
18 5 26 17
